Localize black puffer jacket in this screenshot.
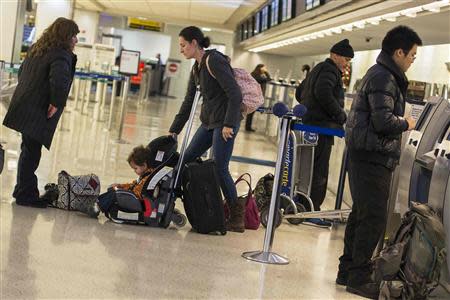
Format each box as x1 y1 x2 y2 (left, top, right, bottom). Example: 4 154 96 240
3 48 76 149
295 58 346 129
169 50 242 134
345 50 409 169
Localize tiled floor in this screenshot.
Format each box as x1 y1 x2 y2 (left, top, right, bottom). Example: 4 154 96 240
1 93 361 299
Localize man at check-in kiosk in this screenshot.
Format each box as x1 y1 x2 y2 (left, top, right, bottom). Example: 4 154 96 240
337 26 422 299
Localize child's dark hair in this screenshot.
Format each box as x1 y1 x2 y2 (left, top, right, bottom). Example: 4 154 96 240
179 26 210 48
127 145 151 166
382 26 422 56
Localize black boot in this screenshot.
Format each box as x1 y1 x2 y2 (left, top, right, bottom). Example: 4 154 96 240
226 198 246 233
336 271 348 286
346 282 380 299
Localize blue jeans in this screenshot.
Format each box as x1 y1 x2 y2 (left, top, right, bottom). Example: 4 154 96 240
183 124 239 204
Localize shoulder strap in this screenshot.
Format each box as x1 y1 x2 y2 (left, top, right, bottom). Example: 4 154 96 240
205 54 216 79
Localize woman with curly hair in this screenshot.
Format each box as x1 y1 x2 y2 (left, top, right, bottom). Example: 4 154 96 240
3 17 79 208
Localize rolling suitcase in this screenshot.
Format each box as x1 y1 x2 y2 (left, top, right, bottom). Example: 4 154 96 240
167 86 226 235
182 159 226 235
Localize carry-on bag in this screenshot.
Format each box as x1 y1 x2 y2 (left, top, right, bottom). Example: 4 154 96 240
182 159 226 235
55 170 100 217
224 173 260 230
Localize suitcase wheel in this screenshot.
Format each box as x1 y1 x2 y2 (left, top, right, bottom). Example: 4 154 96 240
260 206 282 228
171 208 187 227
285 202 306 225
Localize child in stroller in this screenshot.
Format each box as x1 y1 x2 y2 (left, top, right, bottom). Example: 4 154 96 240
98 136 186 227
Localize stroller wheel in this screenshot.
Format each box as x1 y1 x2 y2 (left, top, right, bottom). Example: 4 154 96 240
172 209 187 227
285 203 306 225
260 206 282 228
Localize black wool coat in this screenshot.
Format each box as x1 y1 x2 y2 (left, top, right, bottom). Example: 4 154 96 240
3 48 77 149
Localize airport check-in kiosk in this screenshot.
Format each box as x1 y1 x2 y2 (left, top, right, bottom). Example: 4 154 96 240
276 83 297 107
397 96 450 214
445 173 450 275
265 82 281 139
426 120 450 291
264 82 298 140
427 125 450 216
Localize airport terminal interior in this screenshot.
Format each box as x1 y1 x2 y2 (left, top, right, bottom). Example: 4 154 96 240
1 0 450 299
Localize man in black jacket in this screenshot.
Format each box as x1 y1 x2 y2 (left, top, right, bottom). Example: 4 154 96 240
295 39 354 227
337 26 421 299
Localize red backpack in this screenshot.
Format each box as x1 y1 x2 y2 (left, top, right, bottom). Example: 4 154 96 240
205 55 264 116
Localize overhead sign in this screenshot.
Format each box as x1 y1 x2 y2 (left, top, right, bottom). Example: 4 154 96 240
165 59 181 78
128 17 162 32
119 50 140 76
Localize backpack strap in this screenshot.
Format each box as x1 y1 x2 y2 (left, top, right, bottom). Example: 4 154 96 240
205 54 216 79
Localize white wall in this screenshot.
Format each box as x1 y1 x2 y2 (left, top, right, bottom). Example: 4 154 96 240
114 28 171 62
406 44 450 85
349 44 450 92
292 54 328 79
73 9 99 45
232 48 297 80
0 0 19 62
34 0 72 42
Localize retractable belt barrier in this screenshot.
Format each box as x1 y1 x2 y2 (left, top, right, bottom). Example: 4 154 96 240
72 71 125 130
242 102 351 265
74 71 124 82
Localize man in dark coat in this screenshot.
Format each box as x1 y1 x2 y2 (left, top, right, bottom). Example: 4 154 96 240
295 39 354 227
337 26 421 299
3 18 79 208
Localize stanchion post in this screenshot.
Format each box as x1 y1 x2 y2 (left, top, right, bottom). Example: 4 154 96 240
108 79 118 130
335 146 348 210
77 77 85 111
114 49 140 141
116 77 130 143
242 116 291 265
100 78 108 118
93 78 103 120
73 77 80 110
81 76 91 115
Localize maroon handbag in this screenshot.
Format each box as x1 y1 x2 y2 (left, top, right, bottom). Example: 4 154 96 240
224 173 260 230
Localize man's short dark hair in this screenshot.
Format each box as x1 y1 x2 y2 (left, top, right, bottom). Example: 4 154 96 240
382 26 422 56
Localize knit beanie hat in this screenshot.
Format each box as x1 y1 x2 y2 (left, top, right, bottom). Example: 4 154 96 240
330 39 354 58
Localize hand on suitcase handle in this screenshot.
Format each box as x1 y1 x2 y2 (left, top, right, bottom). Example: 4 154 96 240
169 132 178 141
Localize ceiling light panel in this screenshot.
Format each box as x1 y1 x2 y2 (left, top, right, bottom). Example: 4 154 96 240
248 0 450 53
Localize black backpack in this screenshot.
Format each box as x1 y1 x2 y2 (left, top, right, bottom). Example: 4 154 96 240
375 203 447 300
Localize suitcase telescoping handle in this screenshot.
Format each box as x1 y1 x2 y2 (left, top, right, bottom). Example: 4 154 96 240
171 86 202 190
